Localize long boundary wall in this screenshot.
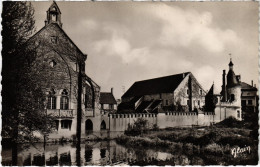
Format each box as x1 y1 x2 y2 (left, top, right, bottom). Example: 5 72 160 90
108 112 217 131
47 106 239 140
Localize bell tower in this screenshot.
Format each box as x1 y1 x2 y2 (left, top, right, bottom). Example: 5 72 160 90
45 2 62 27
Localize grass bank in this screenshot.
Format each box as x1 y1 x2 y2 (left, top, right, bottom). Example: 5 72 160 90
115 117 258 165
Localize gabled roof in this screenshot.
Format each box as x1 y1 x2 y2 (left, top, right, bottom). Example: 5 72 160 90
28 23 86 59
48 1 62 14
241 82 257 91
100 92 117 104
122 72 190 98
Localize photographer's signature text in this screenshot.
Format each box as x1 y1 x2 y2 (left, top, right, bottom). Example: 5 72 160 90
231 146 251 158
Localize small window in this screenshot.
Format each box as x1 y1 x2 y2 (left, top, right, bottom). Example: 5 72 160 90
49 60 57 68
237 110 240 118
61 120 72 130
187 100 190 106
109 104 114 110
198 100 200 107
248 100 253 105
187 89 190 95
230 94 235 101
165 100 168 106
242 100 246 106
200 89 203 95
101 104 104 109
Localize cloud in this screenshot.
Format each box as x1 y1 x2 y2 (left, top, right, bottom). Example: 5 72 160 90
93 31 150 64
143 4 240 53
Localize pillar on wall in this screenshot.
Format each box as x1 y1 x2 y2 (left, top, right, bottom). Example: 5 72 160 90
56 96 61 109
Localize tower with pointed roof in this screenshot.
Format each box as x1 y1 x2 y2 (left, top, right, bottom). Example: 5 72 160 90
213 59 242 121
226 59 241 104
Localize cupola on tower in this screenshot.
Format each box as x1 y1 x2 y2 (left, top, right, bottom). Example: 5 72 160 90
45 2 62 27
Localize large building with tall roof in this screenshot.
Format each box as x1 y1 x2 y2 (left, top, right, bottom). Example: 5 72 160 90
120 72 207 113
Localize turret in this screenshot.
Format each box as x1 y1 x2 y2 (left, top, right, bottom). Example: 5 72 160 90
226 59 241 103
45 2 63 28
226 58 239 88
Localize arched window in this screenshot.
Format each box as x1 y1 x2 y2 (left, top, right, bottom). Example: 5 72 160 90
51 14 57 21
85 119 93 131
47 89 56 109
60 89 69 110
237 110 240 118
101 120 106 130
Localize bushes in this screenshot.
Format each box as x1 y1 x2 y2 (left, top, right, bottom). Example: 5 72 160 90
203 143 224 155
116 135 182 148
215 116 245 128
125 118 150 136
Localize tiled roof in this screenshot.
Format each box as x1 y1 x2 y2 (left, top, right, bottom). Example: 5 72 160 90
241 82 257 91
100 92 117 104
122 72 190 98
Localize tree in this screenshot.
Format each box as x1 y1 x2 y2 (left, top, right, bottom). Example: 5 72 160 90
2 2 56 164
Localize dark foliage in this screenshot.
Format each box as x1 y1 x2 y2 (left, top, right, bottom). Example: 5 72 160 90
2 2 56 143
125 118 149 136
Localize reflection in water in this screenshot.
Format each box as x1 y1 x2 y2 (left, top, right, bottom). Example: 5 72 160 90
1 140 205 166
46 153 58 166
32 154 45 166
85 149 92 162
100 149 106 158
59 152 71 166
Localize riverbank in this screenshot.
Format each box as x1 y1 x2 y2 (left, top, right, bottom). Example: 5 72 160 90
116 118 258 165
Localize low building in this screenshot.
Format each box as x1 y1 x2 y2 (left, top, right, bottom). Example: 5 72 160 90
100 88 117 113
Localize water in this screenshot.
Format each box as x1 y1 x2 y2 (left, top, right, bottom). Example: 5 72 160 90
2 140 204 166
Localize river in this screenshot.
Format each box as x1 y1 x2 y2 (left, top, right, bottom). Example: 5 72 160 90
2 140 208 166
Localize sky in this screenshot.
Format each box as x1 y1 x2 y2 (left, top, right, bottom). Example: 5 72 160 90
32 1 259 99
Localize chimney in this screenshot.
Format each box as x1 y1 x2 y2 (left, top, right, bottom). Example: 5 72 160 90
252 80 253 87
222 70 227 102
111 88 113 94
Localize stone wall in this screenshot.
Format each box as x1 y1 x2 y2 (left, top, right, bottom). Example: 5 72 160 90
109 113 157 132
